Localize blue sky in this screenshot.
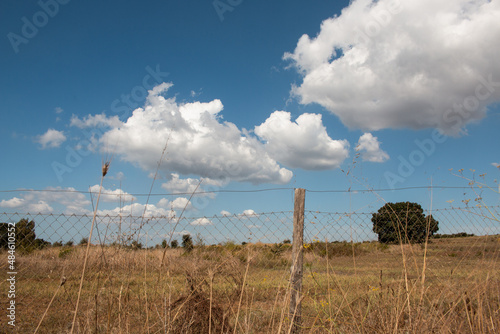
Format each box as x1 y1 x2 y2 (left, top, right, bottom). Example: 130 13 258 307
1 0 499 220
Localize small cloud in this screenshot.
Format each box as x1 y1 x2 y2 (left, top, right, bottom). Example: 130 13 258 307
255 111 349 170
157 198 169 208
89 185 136 203
98 203 175 218
36 129 66 149
161 173 223 198
190 217 212 226
220 210 231 216
55 107 63 114
357 133 389 163
241 209 257 216
190 88 203 98
28 200 53 213
0 197 25 208
157 197 192 210
0 187 90 215
70 113 122 129
237 209 259 219
171 230 191 236
247 224 261 229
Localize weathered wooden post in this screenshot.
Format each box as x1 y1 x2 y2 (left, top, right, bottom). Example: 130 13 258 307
290 188 305 333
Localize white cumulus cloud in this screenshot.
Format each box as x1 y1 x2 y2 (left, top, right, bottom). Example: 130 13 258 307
0 187 90 214
285 0 500 135
98 202 175 218
255 111 349 170
99 83 293 184
36 129 66 149
70 113 122 129
29 201 53 213
190 217 212 226
357 133 389 163
157 197 192 210
161 173 224 198
89 185 136 203
0 197 25 208
241 209 257 216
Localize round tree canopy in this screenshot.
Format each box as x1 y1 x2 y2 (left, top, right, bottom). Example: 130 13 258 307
371 202 439 244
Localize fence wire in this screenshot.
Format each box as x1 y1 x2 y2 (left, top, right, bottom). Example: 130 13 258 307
2 205 498 248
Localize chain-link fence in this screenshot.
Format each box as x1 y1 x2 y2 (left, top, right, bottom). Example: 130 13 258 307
304 205 500 244
1 203 499 333
2 205 498 248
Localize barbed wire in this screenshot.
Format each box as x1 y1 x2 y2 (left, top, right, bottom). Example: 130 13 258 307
0 185 476 197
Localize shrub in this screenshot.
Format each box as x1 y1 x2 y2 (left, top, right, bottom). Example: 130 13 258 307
171 240 179 248
182 234 194 253
130 240 142 250
372 202 439 244
270 243 289 257
58 247 74 258
305 241 369 258
33 238 51 249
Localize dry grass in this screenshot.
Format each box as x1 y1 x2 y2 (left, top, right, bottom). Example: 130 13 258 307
0 236 499 333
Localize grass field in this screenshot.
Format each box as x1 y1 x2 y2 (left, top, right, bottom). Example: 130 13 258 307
1 235 499 333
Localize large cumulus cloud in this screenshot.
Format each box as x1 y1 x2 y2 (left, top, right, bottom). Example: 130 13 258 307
284 0 500 135
97 83 293 184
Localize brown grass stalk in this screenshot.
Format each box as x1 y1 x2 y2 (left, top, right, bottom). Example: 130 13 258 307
70 161 109 334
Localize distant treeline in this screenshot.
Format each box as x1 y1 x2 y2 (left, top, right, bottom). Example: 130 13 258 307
432 232 475 239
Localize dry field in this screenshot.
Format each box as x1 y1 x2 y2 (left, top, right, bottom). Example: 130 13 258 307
1 236 499 333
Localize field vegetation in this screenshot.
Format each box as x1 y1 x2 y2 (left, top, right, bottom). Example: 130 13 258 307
1 234 499 333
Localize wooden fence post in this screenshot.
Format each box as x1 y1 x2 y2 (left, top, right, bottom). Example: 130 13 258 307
290 188 305 333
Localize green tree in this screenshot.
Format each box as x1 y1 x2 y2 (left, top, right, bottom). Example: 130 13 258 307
0 219 46 252
372 202 439 244
0 223 9 249
15 219 36 251
182 234 194 253
171 240 179 248
130 240 143 250
33 238 51 249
